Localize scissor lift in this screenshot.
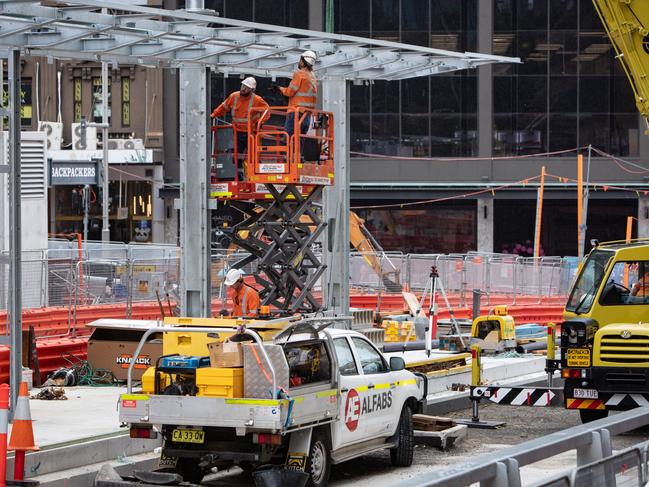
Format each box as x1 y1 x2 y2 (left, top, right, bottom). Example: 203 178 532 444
211 107 334 314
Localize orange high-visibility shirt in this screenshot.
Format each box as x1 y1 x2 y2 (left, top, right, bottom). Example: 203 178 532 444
211 92 270 131
230 285 260 317
280 69 317 109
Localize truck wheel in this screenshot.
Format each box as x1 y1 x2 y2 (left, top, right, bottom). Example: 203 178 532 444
306 430 331 487
176 458 205 484
580 409 609 424
390 405 414 467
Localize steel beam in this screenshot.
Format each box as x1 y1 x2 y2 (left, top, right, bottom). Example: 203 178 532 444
179 65 211 317
7 49 21 414
0 1 520 80
322 78 350 315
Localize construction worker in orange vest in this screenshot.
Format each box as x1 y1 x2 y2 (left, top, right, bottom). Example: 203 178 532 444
224 268 260 317
211 77 270 176
270 50 317 139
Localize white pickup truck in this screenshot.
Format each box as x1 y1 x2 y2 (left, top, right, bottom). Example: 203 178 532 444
116 318 426 486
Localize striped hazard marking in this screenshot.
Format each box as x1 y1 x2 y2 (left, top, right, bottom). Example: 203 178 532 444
566 398 605 410
604 393 649 408
471 387 558 407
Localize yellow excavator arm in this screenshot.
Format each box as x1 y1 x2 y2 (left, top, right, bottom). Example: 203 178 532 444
593 0 649 129
349 211 401 292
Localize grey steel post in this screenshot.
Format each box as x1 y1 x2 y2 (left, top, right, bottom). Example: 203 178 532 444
82 184 89 242
101 61 110 242
8 49 22 413
579 144 592 257
322 78 350 315
179 65 211 317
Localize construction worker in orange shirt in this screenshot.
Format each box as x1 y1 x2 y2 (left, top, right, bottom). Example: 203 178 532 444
270 50 317 138
224 268 260 318
211 77 270 176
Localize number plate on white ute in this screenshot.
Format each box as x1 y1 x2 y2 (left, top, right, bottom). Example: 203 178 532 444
573 388 598 399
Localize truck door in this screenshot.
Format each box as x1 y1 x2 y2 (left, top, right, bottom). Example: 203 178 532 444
348 337 397 439
331 336 370 449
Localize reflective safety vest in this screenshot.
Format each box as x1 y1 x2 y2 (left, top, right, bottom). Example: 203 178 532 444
231 285 260 317
280 69 317 109
211 92 270 131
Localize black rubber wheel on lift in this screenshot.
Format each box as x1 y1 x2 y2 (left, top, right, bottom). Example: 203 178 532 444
176 458 205 484
579 409 609 424
390 405 414 467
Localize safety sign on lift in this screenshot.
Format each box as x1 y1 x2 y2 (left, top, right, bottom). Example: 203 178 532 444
566 348 590 367
259 163 286 173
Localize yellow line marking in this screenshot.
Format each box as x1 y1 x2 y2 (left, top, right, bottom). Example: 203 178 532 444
315 389 338 398
121 394 149 401
225 399 280 406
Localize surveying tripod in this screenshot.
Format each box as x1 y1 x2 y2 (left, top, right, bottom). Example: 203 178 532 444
418 266 466 356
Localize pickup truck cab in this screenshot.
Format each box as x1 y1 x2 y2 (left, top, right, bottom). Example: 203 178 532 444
118 318 425 486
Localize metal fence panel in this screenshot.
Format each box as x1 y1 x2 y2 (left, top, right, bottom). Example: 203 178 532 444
573 449 642 487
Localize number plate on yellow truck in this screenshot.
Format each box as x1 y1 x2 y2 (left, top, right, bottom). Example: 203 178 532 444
172 429 205 444
566 348 590 367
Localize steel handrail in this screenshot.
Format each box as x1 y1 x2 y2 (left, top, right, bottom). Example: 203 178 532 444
126 325 277 398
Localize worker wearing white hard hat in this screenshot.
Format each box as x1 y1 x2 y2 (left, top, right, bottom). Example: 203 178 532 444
270 50 318 139
211 76 270 178
224 268 260 317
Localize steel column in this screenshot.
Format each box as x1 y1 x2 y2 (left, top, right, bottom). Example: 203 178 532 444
322 78 350 314
101 61 110 242
8 49 21 413
179 66 211 317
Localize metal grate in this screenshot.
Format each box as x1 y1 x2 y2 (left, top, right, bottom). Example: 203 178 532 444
20 136 46 198
599 334 649 364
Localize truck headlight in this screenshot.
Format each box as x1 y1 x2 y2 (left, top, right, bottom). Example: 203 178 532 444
560 319 598 348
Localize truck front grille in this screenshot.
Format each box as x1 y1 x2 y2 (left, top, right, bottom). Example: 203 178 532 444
599 334 649 364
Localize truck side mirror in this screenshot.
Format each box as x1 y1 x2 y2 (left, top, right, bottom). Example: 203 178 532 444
389 356 405 371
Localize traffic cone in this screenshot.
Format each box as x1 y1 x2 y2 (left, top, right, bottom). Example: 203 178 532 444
0 384 9 487
8 382 38 481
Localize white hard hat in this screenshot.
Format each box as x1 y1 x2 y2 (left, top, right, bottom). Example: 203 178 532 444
301 50 317 66
224 268 244 286
241 77 257 89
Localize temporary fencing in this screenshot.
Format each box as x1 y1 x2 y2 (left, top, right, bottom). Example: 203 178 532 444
1 243 577 321
350 251 578 307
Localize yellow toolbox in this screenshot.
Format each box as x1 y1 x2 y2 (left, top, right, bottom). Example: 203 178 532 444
196 367 244 398
141 367 172 394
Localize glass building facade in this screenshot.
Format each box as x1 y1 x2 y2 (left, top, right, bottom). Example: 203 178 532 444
203 0 638 158
493 0 638 156
192 0 642 255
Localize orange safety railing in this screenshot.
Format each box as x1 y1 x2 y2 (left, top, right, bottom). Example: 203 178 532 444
210 106 334 190
249 106 334 185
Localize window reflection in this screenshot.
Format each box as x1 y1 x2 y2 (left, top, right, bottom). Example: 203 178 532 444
335 0 478 157
493 0 638 156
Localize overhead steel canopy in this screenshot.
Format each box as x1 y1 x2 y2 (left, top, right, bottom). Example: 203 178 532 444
0 0 520 80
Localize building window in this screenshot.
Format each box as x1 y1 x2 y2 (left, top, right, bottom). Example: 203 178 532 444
357 203 477 253
332 0 478 157
121 77 130 127
73 77 82 123
492 0 638 156
2 78 33 127
92 77 111 124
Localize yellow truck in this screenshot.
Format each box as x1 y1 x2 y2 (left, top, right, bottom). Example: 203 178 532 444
561 239 649 422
